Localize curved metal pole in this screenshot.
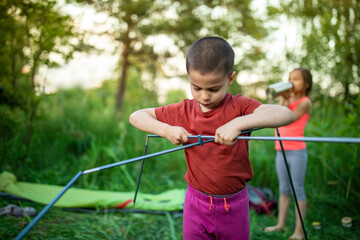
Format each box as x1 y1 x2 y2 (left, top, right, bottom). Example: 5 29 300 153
133 135 168 205
192 135 360 143
276 128 308 240
82 139 214 175
15 140 214 240
133 135 150 206
15 171 83 240
133 128 263 205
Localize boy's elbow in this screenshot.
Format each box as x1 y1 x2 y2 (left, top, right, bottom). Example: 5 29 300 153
129 111 138 126
274 106 294 126
285 108 295 125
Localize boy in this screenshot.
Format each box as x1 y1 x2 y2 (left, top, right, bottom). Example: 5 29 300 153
129 36 294 240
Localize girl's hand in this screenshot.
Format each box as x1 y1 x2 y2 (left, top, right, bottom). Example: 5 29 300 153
276 89 291 99
278 94 291 107
165 126 190 145
215 121 240 145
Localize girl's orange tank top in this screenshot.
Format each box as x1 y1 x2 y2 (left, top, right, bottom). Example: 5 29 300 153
275 96 310 150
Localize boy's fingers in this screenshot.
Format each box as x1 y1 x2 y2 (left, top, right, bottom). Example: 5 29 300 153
182 129 190 142
215 134 222 144
215 134 237 145
184 129 190 136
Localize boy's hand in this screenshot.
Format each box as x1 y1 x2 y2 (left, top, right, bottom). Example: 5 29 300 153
165 126 190 145
215 121 240 146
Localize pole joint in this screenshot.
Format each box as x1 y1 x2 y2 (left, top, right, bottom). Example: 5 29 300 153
198 135 204 145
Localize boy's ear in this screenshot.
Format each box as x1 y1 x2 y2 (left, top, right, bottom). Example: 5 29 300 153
227 71 236 86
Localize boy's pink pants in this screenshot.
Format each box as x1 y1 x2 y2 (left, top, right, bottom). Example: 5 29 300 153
183 185 250 240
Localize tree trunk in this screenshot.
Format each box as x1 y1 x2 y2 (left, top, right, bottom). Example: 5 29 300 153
25 98 39 147
115 17 132 114
116 40 130 113
11 30 17 88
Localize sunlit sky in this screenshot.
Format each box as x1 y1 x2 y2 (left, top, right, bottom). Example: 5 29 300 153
39 1 300 101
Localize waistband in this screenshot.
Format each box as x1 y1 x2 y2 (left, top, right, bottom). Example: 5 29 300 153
187 184 248 204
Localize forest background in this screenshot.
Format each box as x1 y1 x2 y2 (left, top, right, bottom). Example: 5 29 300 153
0 0 359 239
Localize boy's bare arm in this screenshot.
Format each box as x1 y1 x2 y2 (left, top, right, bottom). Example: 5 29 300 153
278 96 311 120
250 104 295 127
215 104 294 145
129 108 189 145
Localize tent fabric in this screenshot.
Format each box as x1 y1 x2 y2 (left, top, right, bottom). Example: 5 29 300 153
0 172 185 211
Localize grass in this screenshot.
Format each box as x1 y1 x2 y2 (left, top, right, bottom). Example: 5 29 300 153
1 192 359 239
1 86 359 239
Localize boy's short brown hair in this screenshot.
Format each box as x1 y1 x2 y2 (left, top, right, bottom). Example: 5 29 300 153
186 36 235 77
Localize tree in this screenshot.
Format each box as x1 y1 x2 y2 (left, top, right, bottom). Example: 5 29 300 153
270 0 360 103
0 0 77 145
72 0 267 114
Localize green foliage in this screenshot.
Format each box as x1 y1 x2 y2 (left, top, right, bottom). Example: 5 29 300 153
165 89 187 105
68 0 268 112
123 69 159 111
228 78 243 96
0 0 78 150
273 0 360 102
0 0 76 87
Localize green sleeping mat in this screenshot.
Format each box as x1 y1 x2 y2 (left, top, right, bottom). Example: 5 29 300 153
0 171 185 211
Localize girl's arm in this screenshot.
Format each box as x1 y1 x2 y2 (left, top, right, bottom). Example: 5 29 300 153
215 104 294 145
129 108 189 145
293 99 312 121
279 93 311 121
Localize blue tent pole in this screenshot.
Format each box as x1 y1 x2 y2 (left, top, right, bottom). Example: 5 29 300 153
133 135 151 205
133 128 263 205
15 171 83 240
193 135 360 143
276 128 308 240
15 140 214 240
15 139 216 240
82 139 214 175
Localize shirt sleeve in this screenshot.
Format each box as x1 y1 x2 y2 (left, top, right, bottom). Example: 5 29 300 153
235 95 262 115
155 101 184 126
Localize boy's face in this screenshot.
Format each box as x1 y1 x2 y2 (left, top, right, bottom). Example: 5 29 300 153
189 69 235 112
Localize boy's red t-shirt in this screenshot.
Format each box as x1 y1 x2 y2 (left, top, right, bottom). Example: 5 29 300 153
155 93 261 195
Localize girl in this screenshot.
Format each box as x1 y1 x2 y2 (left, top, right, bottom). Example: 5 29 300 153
265 68 312 240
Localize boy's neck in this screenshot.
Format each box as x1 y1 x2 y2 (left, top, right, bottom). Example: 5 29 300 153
199 94 228 112
199 102 220 112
